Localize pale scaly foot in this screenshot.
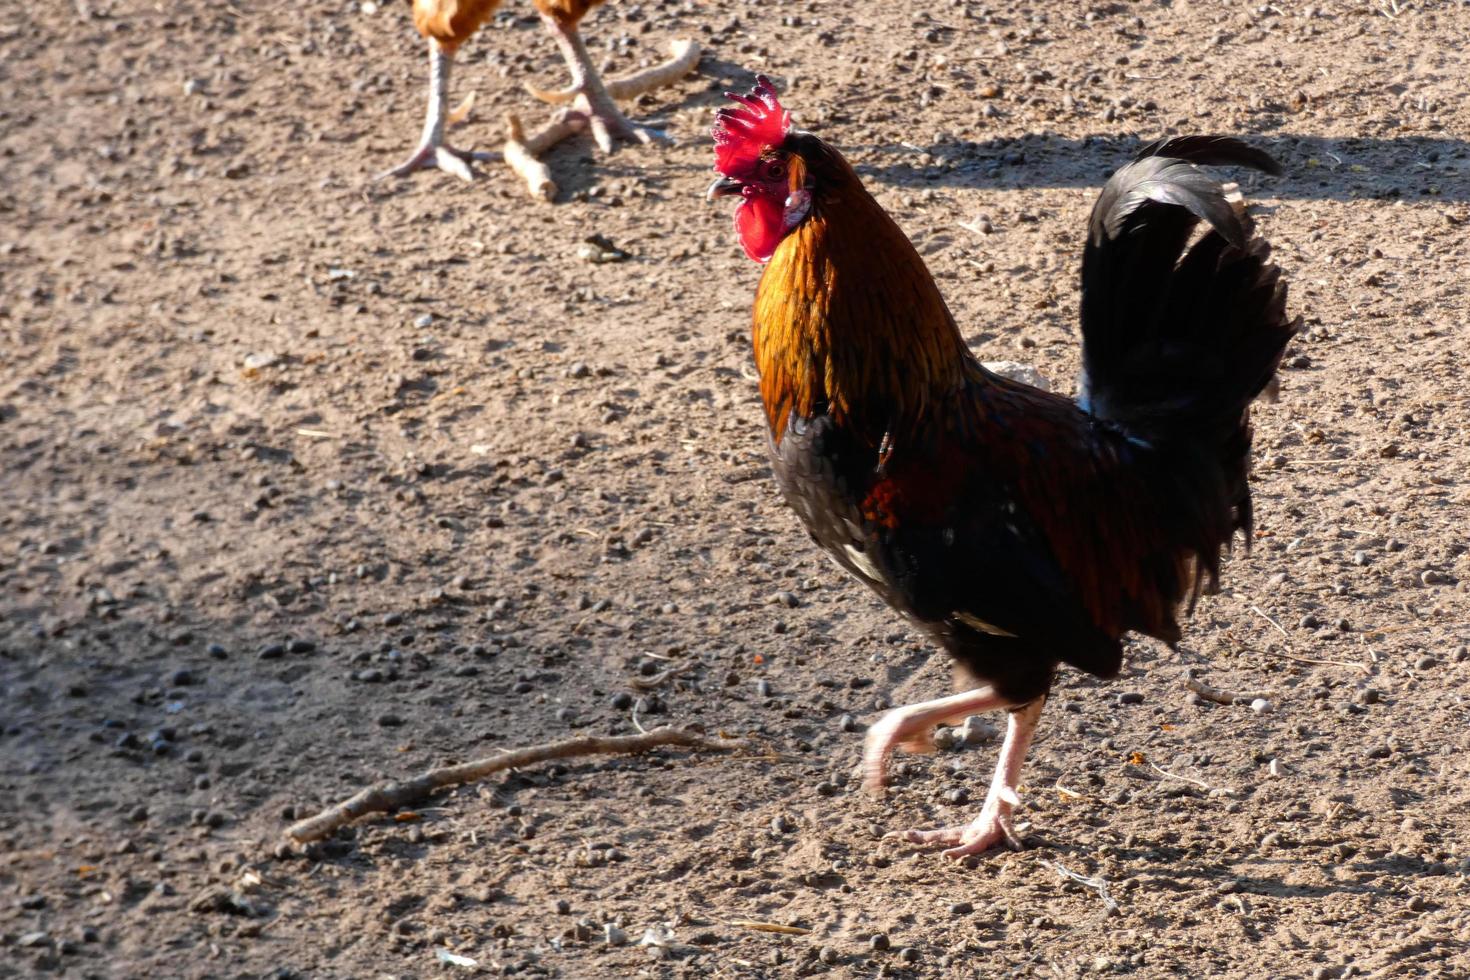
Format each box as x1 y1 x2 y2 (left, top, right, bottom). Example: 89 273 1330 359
533 15 683 152
376 40 494 182
885 697 1045 862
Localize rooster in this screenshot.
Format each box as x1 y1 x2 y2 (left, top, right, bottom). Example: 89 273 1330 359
380 0 693 180
708 78 1297 859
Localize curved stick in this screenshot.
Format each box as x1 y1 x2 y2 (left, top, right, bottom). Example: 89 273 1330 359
285 727 740 843
502 112 586 201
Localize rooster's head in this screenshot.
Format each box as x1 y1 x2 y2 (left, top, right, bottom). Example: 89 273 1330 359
707 75 813 264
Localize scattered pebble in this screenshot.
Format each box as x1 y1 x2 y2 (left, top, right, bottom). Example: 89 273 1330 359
377 713 404 728
869 933 891 952
1250 698 1273 714
1117 691 1145 706
960 715 994 745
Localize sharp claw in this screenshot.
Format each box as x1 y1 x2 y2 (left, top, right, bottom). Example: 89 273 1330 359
375 144 486 182
588 117 615 154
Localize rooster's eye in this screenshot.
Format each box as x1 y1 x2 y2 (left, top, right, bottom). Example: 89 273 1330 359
765 161 786 181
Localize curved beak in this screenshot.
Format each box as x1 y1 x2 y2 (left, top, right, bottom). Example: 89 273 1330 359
706 176 742 202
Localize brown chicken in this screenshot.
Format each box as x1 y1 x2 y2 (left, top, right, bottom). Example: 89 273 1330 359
709 78 1298 858
380 0 694 181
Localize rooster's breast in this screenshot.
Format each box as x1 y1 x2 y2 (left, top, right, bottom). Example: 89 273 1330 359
767 413 896 593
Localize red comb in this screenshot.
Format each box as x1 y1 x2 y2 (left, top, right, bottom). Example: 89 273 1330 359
712 75 790 175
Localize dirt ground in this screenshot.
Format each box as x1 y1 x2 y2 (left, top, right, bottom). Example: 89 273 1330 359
3 0 1469 977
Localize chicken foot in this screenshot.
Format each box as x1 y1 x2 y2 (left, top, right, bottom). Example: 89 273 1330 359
529 14 692 152
377 40 496 182
886 697 1045 860
525 38 700 106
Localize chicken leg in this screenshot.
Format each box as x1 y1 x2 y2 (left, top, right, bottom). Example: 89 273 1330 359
528 12 674 153
884 697 1045 860
862 685 1010 796
377 40 494 182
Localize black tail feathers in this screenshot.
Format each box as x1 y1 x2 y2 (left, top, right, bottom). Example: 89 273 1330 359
1078 137 1299 597
1078 136 1298 447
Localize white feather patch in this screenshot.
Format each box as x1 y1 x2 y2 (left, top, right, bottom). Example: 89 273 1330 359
955 612 1018 638
843 544 882 583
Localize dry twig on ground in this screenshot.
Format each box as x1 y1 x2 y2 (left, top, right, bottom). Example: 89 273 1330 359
285 728 741 843
503 112 588 202
1185 677 1260 705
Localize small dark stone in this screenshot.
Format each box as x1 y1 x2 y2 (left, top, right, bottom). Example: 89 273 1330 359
378 713 404 728
819 946 840 965
899 947 920 964
382 612 404 627
1117 692 1145 706
869 933 891 952
20 894 46 910
554 899 572 915
206 643 227 659
168 669 196 687
127 805 149 823
287 639 316 654
949 901 974 916
258 643 286 661
611 692 633 710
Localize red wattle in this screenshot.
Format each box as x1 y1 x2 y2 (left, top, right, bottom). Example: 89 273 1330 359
735 194 786 263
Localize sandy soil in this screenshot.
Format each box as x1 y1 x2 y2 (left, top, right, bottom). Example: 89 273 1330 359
3 1 1469 977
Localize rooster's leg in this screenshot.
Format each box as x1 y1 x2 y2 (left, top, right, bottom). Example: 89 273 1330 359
862 686 1008 796
376 40 494 182
887 697 1045 860
533 13 662 153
